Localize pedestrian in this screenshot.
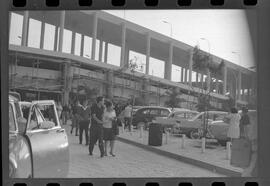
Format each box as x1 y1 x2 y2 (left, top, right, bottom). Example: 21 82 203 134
103 101 117 156
77 99 91 145
62 103 70 125
240 107 250 138
70 100 79 136
225 107 241 142
56 101 63 124
88 96 105 157
123 103 132 131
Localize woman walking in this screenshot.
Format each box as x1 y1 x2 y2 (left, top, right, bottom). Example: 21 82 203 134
226 107 241 142
103 101 117 157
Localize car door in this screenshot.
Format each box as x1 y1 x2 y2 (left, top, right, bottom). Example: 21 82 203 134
25 101 69 178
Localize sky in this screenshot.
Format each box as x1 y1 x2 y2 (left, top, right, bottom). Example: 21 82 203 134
105 9 256 69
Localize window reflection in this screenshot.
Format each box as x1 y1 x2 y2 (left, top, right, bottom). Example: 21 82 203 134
27 18 41 48
43 23 55 51
9 13 23 46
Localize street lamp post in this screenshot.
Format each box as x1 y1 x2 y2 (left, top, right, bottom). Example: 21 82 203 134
162 20 173 38
232 51 242 105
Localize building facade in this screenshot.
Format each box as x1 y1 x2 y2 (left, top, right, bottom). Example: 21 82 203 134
8 10 257 110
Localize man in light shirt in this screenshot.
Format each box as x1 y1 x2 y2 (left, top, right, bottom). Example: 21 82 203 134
123 103 132 132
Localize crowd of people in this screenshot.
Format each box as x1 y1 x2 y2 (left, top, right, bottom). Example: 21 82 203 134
56 96 134 158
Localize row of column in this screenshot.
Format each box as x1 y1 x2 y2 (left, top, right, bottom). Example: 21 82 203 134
19 11 255 102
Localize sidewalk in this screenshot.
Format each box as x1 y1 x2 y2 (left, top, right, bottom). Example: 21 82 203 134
117 128 243 177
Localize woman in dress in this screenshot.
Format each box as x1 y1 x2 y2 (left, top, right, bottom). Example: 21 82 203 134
103 101 117 156
226 107 241 142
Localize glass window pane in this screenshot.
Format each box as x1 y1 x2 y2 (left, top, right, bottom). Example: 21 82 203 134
27 18 42 48
62 29 72 53
149 57 165 78
9 13 23 45
171 64 181 82
83 36 92 59
129 50 146 73
95 40 100 61
9 104 16 131
74 33 81 56
107 43 121 67
43 23 55 50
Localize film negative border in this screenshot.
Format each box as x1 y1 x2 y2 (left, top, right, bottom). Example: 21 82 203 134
2 0 270 186
9 0 258 10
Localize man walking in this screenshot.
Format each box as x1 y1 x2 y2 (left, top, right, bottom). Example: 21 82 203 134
77 99 91 145
89 96 105 157
124 103 132 132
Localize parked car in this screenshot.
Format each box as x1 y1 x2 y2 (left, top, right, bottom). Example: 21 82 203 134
153 108 199 133
174 111 228 138
208 110 257 146
132 106 171 128
9 94 69 178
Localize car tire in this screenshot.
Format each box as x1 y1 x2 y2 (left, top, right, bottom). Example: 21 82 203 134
218 140 227 146
190 130 201 139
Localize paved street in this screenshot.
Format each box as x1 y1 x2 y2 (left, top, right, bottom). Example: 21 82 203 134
65 126 224 178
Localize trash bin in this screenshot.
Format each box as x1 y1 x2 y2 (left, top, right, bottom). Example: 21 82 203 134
148 123 163 146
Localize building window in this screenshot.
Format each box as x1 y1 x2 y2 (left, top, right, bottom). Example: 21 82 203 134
62 29 72 53
43 23 55 51
74 33 81 56
171 64 181 82
149 57 164 78
107 43 121 67
9 12 23 46
95 39 100 61
129 50 146 73
27 18 42 48
83 36 92 59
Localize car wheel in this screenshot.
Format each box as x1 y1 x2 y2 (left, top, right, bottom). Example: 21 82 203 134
190 130 201 139
218 140 227 146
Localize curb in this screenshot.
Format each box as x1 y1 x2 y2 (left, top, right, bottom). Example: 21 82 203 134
117 136 242 177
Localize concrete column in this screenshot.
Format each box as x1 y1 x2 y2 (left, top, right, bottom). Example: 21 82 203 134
54 27 58 51
196 72 199 83
184 68 188 83
125 46 130 67
58 11 65 52
80 35 84 57
21 11 29 46
98 40 103 61
40 21 45 49
215 79 219 94
104 42 108 63
71 31 76 54
106 70 114 99
223 65 227 95
181 67 184 82
200 73 204 89
120 23 126 68
91 13 98 60
238 71 242 100
146 33 151 75
188 49 193 87
63 60 73 106
165 42 173 80
207 69 211 92
142 78 150 105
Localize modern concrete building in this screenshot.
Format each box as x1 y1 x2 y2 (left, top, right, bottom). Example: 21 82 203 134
8 10 256 109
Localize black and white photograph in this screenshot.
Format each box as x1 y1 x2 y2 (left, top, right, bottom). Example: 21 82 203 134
8 10 257 178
